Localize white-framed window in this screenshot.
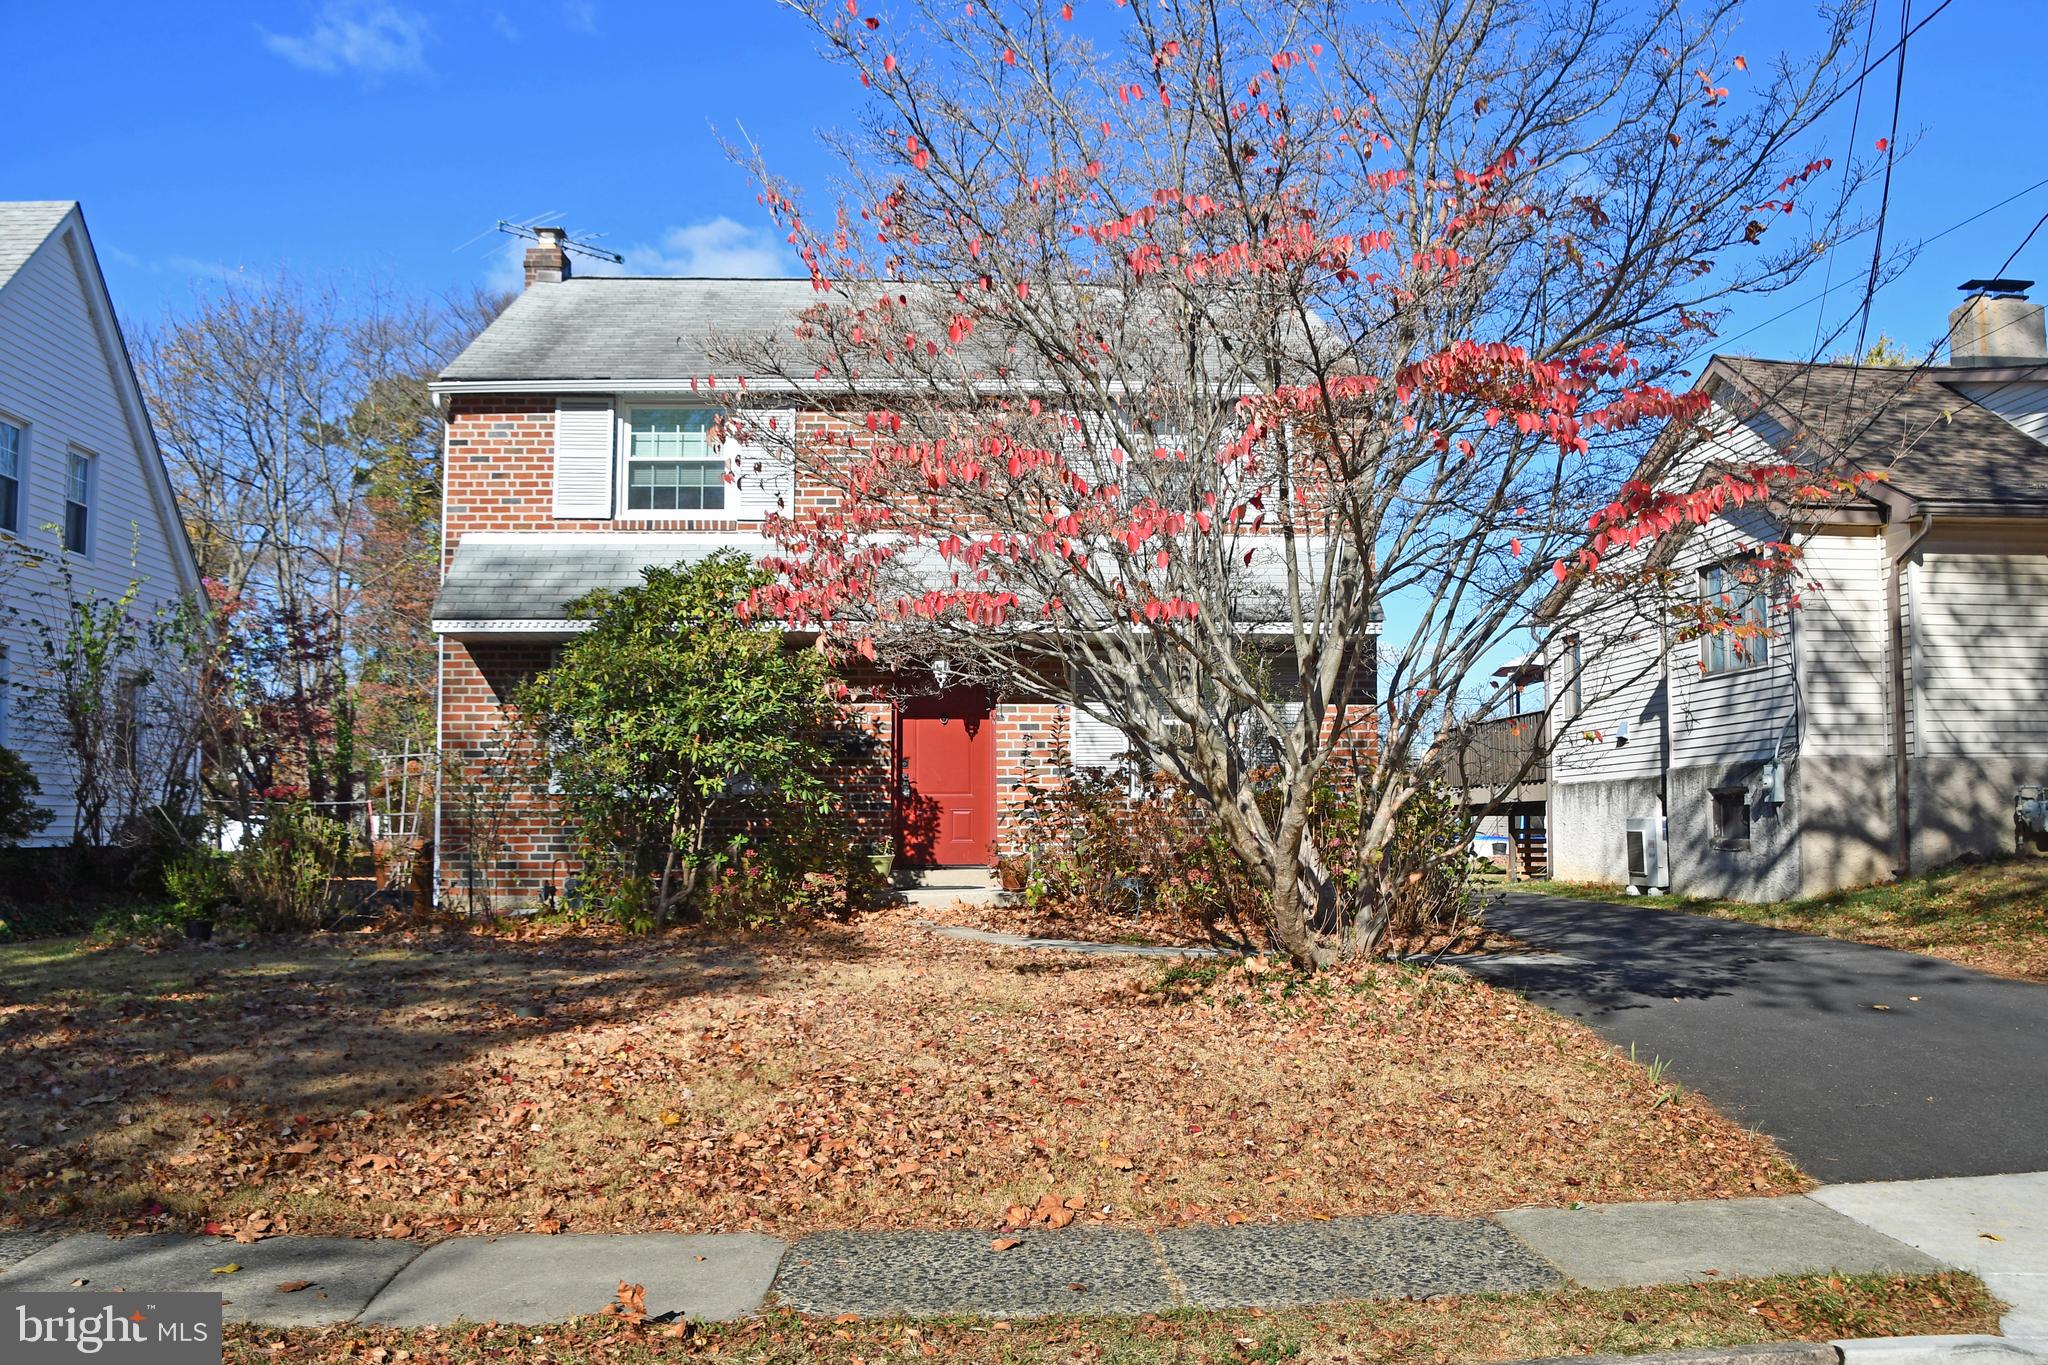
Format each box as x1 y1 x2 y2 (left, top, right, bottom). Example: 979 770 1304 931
63 449 93 555
0 418 22 534
623 407 725 514
1699 558 1769 673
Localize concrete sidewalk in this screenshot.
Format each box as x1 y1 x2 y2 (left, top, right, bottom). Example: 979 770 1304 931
4 1176 2041 1336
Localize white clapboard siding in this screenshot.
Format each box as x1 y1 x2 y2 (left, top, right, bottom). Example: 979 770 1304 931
0 207 198 843
728 408 796 520
1915 550 2048 756
1952 381 2048 446
1797 532 1887 755
552 398 614 518
1667 509 1799 768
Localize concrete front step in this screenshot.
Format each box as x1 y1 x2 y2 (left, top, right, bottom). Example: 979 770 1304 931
906 866 1000 890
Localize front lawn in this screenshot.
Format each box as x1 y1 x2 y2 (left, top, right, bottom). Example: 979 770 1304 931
221 1273 1997 1363
0 906 1802 1241
1519 858 2048 982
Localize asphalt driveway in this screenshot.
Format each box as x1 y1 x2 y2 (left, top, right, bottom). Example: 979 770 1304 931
1460 892 2048 1184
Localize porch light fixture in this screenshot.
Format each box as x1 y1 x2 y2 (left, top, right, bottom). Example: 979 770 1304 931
932 657 952 689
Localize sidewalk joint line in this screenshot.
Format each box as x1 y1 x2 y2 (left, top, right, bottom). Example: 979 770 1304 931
1144 1229 1188 1308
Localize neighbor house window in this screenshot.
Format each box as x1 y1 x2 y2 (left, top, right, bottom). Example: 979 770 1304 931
1699 558 1769 672
1711 786 1751 848
0 420 21 533
624 408 724 513
63 449 92 553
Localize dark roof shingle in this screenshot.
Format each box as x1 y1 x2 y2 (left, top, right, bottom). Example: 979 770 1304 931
1717 355 2048 509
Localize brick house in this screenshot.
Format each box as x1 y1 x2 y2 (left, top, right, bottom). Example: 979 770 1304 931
429 231 1376 908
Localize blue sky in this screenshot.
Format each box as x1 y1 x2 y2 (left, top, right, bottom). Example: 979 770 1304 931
7 0 2043 365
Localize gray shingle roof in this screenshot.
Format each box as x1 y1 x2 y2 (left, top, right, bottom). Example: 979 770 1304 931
431 532 774 628
438 278 818 383
437 275 1336 389
0 201 77 292
1718 355 2048 509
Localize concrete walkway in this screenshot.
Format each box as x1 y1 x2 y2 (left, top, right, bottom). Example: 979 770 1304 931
1462 893 2048 1184
4 1176 2043 1334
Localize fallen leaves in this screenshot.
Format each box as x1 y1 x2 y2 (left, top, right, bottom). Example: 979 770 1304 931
210 1263 241 1275
275 1280 313 1294
0 912 1804 1242
988 1237 1022 1252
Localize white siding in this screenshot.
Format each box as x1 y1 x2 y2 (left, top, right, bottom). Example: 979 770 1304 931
1952 380 2048 446
1796 531 1888 756
1667 508 1798 769
0 210 198 842
1916 540 2048 755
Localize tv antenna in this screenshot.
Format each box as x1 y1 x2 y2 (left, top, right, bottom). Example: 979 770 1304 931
495 220 624 265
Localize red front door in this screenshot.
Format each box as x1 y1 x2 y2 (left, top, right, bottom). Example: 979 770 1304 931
898 687 996 867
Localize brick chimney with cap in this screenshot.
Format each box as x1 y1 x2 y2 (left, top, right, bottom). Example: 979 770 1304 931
523 226 570 287
1948 278 2047 366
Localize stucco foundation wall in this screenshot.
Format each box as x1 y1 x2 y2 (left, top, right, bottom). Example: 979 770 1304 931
1549 776 1663 885
1912 754 2048 871
1797 754 1895 897
1664 761 1800 903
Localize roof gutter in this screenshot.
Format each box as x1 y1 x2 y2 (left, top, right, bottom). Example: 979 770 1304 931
1888 511 1938 878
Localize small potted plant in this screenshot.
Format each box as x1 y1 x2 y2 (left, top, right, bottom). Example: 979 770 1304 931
868 840 897 884
997 855 1029 893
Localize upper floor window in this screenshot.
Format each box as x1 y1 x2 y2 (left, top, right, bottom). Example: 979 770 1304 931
625 408 724 513
64 449 92 554
1699 558 1768 673
0 420 20 534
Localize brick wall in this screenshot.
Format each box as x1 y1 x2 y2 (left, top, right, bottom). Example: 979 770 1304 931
435 394 1379 903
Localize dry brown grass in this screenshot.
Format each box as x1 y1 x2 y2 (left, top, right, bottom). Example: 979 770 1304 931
0 906 1802 1242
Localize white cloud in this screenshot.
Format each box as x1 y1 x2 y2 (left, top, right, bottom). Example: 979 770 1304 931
619 219 792 277
481 217 793 291
562 1 600 33
262 3 431 77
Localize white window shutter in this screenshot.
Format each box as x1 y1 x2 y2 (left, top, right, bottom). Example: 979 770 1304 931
1069 684 1131 773
729 408 795 520
552 399 614 519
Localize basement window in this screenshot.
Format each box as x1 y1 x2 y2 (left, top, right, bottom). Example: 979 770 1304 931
1711 786 1751 850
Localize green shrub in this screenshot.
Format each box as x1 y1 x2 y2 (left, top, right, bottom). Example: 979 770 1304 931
0 745 54 847
515 553 847 929
163 848 233 921
229 804 353 932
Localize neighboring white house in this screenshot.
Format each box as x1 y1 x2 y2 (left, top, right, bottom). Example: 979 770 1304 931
0 201 203 842
1544 282 2048 901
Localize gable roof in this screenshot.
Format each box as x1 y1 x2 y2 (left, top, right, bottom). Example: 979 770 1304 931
0 200 204 596
0 201 77 292
1713 355 2048 512
434 275 1337 395
438 277 819 387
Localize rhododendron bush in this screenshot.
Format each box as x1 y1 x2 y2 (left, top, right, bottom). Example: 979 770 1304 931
716 0 1874 966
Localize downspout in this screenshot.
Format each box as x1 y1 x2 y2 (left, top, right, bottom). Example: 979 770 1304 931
1658 614 1672 862
1888 513 1937 878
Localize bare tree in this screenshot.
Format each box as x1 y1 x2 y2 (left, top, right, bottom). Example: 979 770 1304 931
134 278 506 820
728 0 1875 966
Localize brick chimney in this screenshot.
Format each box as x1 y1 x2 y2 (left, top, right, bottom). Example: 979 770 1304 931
1948 278 2046 367
523 226 570 287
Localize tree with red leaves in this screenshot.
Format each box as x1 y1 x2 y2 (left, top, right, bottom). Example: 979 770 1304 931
725 0 1875 967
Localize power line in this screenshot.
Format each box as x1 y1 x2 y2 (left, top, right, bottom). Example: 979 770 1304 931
1838 0 1913 426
